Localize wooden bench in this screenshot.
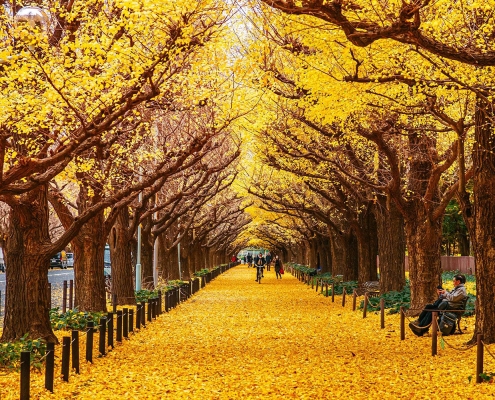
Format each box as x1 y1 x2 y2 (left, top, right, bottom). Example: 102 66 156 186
354 281 381 298
451 296 469 334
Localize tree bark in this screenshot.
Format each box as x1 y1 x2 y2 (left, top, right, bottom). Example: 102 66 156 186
472 94 495 343
404 210 443 313
356 205 378 283
1 185 57 343
328 229 344 276
140 215 154 288
342 231 358 281
109 208 136 305
375 198 406 292
72 212 107 312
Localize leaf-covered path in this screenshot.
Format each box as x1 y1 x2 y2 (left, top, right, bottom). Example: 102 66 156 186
19 266 495 399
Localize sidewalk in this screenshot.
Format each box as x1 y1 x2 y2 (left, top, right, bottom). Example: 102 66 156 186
11 265 495 399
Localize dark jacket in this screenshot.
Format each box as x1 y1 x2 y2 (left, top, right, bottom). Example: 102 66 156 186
255 256 266 267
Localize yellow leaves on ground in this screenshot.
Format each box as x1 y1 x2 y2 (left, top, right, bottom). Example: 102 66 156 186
1 266 493 399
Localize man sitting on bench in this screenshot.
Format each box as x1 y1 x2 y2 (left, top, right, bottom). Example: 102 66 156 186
409 274 467 337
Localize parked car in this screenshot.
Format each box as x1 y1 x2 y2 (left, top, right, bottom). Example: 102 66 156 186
66 252 74 267
50 252 64 269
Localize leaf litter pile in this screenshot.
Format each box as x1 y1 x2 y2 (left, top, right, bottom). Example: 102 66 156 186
1 266 494 399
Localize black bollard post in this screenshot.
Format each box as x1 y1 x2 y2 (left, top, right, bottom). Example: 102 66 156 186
99 317 107 355
116 310 123 342
129 308 134 333
86 321 94 362
342 288 346 307
165 291 169 313
147 300 152 322
325 283 329 297
72 330 80 374
141 301 146 326
363 293 368 318
400 307 405 341
107 312 114 349
432 311 438 356
123 308 128 339
62 280 68 313
136 304 141 330
158 290 162 315
62 336 70 382
477 334 484 384
20 351 30 400
352 290 357 311
332 283 335 303
380 298 385 329
69 279 74 310
45 342 55 392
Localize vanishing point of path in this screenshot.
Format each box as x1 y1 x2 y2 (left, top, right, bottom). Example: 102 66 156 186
26 266 495 399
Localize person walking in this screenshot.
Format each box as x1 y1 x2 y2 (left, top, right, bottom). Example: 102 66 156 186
61 249 68 269
265 252 272 271
274 255 283 279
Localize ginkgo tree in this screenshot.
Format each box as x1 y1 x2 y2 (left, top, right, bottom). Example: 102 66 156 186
243 1 479 309
0 0 238 342
251 0 495 342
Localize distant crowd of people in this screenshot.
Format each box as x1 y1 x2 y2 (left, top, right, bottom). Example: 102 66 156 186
231 252 285 282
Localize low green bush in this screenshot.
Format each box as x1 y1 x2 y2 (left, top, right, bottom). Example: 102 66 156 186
50 308 106 331
0 334 46 371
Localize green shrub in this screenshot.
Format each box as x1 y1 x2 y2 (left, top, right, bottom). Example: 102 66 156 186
50 308 106 331
0 334 46 371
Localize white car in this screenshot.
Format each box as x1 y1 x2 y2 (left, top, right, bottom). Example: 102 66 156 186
66 253 74 267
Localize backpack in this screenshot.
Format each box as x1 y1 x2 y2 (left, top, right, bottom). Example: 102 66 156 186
438 312 457 336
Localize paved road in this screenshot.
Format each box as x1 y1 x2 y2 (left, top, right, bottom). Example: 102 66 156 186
0 268 74 324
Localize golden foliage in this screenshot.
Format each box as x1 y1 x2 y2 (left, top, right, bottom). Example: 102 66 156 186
1 266 492 399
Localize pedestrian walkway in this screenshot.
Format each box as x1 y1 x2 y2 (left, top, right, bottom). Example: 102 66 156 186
24 266 495 399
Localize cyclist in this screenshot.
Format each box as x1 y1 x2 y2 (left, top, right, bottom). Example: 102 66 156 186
254 253 266 283
247 253 253 268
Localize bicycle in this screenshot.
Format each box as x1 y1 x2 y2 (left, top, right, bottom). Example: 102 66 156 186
256 266 264 283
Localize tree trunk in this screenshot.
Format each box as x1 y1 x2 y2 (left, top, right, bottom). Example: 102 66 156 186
329 229 345 276
472 94 495 343
356 205 378 283
109 208 136 305
342 231 358 281
309 238 318 268
71 183 108 312
72 212 107 312
404 211 443 313
140 215 154 289
1 185 57 343
375 198 406 292
458 232 470 256
318 235 332 273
